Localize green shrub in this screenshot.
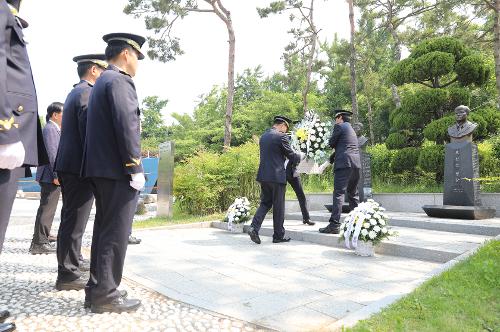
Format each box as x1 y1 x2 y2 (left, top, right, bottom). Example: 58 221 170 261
385 132 407 149
423 116 455 144
478 141 500 178
476 107 500 136
418 144 445 181
367 144 396 181
174 141 260 215
391 147 420 174
489 135 500 160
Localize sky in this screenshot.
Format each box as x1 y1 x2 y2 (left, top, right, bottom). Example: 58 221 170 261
21 0 350 123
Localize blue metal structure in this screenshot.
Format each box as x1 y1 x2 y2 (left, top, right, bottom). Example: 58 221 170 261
17 157 159 194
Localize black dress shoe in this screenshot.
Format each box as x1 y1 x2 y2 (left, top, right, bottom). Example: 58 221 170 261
272 237 291 243
55 276 87 291
319 223 340 234
91 297 141 314
303 219 315 226
0 322 16 332
29 243 56 255
247 227 261 244
0 311 9 324
128 235 142 245
79 258 90 272
84 290 128 308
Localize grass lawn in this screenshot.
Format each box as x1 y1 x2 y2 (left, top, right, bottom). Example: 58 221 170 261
346 240 500 332
133 205 224 229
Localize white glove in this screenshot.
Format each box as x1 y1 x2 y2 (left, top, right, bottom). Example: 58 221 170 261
0 141 25 170
299 152 306 160
130 172 146 191
318 161 331 174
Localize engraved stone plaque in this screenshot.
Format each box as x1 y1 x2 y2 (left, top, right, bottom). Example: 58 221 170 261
157 141 174 218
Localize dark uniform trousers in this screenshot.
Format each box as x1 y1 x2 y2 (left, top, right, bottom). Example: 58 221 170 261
56 172 94 282
0 168 24 253
31 182 60 245
250 181 286 240
287 175 310 221
330 167 360 224
85 177 139 305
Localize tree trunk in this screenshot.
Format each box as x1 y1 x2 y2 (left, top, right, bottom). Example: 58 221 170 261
367 99 375 145
302 0 316 114
388 20 402 109
212 1 235 150
347 0 359 122
223 22 235 149
494 0 500 109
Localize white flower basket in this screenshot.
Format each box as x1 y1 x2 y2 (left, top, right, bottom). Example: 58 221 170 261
355 241 375 257
228 222 245 233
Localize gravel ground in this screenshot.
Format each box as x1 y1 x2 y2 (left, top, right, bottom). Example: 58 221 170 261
0 220 269 332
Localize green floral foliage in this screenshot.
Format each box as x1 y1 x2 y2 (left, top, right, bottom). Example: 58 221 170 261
385 132 407 149
423 116 455 144
418 144 445 180
490 135 500 160
476 107 500 135
174 142 260 215
391 147 420 174
410 37 470 61
366 144 396 181
456 55 491 86
478 140 500 177
412 51 455 82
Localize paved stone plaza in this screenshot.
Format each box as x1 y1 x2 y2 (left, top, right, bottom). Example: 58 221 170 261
1 199 265 332
2 198 498 331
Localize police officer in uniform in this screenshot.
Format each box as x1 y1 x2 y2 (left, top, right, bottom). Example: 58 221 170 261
0 1 48 331
248 116 303 244
81 33 145 313
319 110 361 234
54 54 107 291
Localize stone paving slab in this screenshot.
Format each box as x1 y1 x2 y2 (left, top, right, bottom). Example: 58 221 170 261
127 227 441 331
2 200 268 332
246 217 494 263
286 211 500 235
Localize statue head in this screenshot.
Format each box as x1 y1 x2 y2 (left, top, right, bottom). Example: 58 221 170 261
454 105 470 124
352 122 364 136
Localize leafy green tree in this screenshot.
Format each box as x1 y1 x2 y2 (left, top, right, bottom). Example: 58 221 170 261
124 0 236 149
257 0 321 113
140 96 169 154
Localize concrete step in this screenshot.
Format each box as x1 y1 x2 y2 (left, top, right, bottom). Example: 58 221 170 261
211 218 494 264
285 211 500 236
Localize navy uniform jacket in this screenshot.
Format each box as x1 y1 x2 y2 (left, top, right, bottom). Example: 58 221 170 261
0 3 47 167
82 65 142 180
257 128 301 185
36 121 60 183
55 80 92 175
328 122 361 170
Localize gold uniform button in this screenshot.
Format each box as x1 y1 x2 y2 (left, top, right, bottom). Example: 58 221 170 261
17 105 24 112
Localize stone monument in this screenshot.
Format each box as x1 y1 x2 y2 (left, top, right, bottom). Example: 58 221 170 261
423 105 496 219
157 141 175 218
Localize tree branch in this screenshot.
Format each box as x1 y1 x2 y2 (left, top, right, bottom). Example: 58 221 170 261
440 77 459 88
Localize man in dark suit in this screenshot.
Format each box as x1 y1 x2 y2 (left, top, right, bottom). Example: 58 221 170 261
29 103 63 254
0 1 48 330
81 33 145 314
320 110 361 234
285 141 314 226
248 116 303 244
54 55 107 291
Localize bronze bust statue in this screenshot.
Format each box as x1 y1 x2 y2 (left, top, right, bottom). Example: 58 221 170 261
353 122 368 148
447 105 477 142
